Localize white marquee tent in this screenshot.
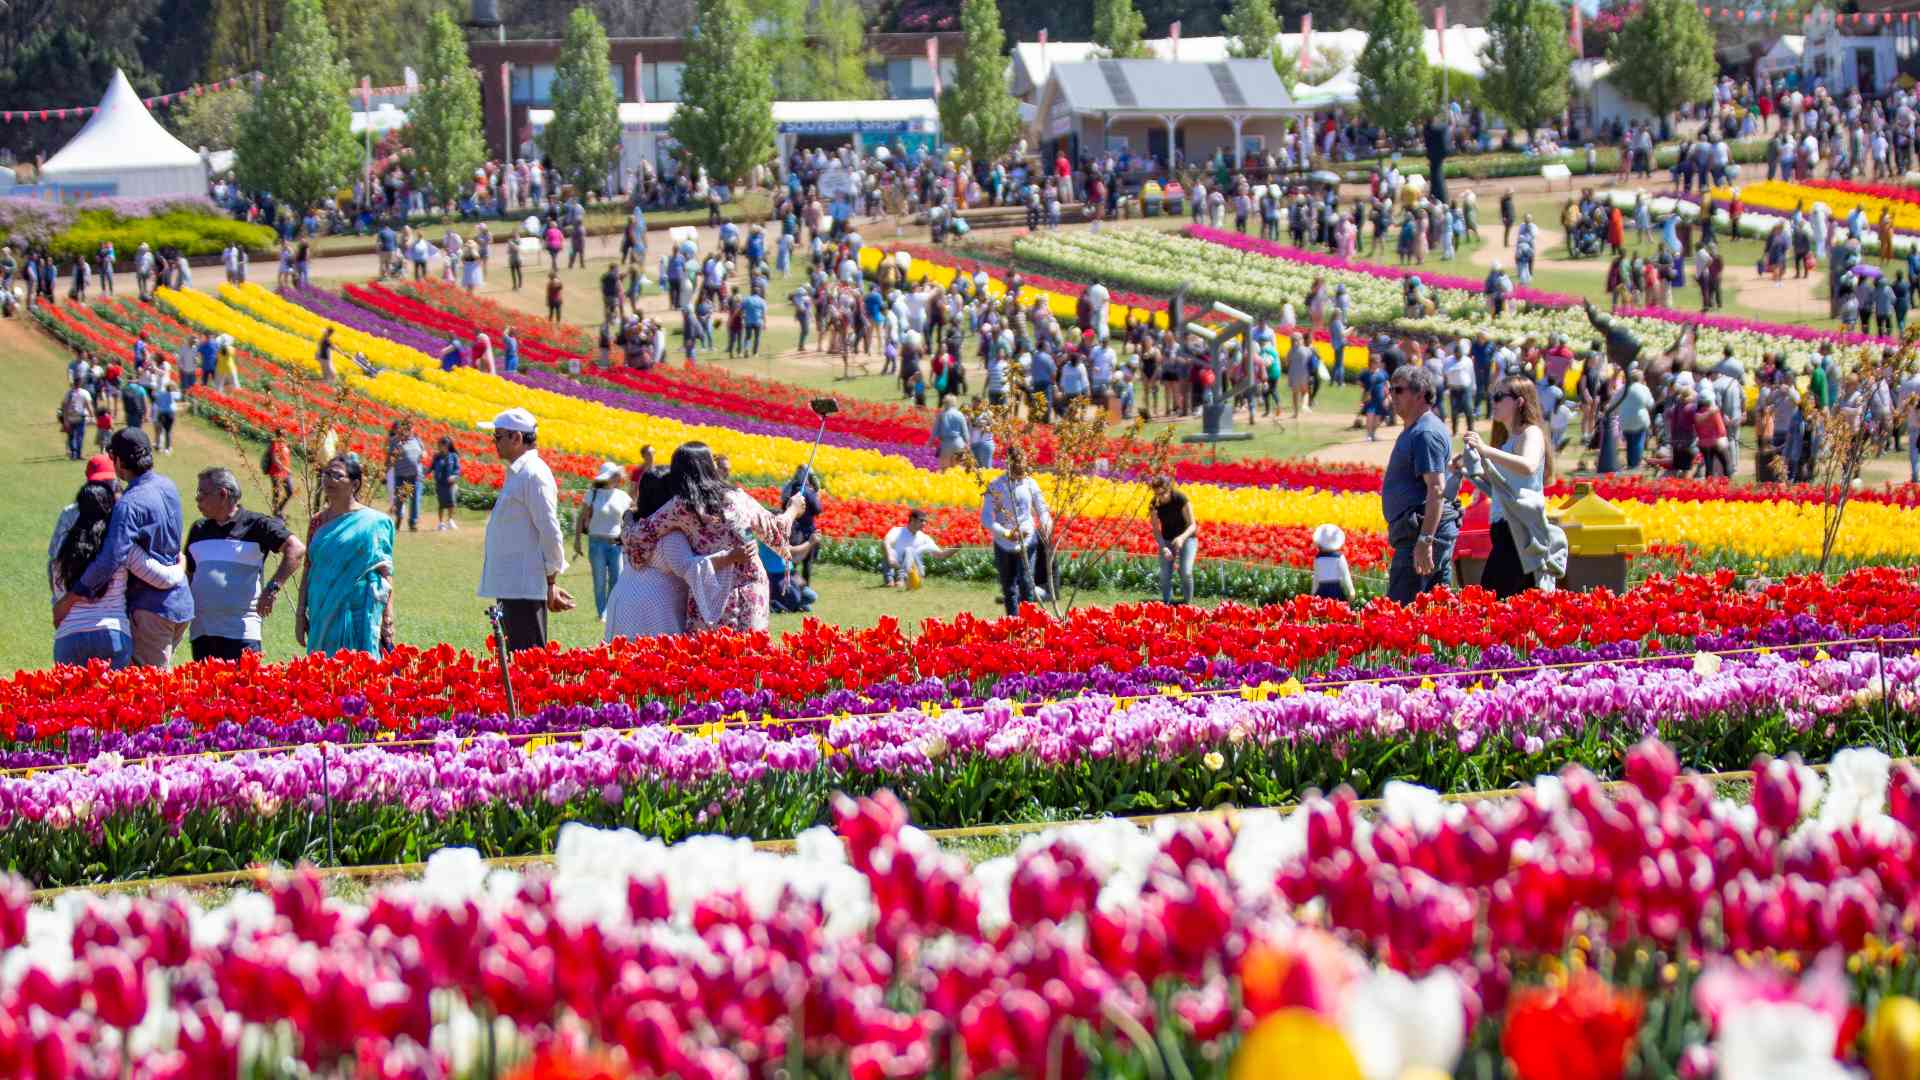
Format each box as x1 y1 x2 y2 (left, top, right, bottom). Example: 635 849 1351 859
38 69 207 197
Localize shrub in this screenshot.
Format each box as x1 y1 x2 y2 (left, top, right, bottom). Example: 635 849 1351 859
0 195 275 258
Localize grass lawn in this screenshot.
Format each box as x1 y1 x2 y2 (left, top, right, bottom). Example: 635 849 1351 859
2 316 1165 676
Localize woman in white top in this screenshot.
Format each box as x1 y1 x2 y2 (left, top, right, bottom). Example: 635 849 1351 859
602 465 753 640
1461 375 1553 598
49 479 187 667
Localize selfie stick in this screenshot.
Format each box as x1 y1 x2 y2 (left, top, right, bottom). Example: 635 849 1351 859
795 398 840 494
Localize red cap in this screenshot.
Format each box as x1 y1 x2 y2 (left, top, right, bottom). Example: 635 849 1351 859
85 454 115 483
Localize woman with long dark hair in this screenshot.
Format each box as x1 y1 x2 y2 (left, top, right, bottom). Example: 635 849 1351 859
49 477 185 666
619 443 806 632
1461 376 1554 598
603 463 752 639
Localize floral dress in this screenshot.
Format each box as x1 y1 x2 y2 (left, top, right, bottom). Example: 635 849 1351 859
621 489 789 632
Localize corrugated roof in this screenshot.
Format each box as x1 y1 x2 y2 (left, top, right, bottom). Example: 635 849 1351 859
1049 58 1293 113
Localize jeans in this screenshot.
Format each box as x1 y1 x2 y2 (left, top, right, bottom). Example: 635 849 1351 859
54 627 132 668
588 536 623 616
1386 511 1459 604
1624 427 1649 469
1159 536 1198 604
742 324 762 355
1909 437 1917 484
65 422 84 460
392 478 420 529
993 542 1038 615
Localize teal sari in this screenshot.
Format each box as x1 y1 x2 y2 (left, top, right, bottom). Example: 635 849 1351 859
305 507 395 655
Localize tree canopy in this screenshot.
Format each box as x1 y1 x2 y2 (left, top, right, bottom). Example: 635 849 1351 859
938 0 1023 164
1606 0 1715 123
544 6 624 194
1355 0 1434 138
1223 0 1279 60
669 0 776 185
406 9 487 202
1477 0 1571 135
233 0 357 210
1092 0 1151 59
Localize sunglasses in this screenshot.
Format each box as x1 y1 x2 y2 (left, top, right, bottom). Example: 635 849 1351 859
1389 384 1417 396
1491 391 1517 403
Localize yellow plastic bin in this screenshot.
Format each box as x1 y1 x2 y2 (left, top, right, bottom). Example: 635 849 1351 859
1552 483 1646 593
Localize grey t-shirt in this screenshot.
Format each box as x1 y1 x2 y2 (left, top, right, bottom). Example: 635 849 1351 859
1382 411 1452 525
186 509 292 642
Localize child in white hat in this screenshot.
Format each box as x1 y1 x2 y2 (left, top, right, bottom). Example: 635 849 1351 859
1311 523 1354 601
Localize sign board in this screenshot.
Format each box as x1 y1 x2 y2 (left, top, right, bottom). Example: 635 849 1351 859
818 162 857 199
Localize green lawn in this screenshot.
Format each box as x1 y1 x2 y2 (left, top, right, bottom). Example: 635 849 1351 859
2 317 1156 675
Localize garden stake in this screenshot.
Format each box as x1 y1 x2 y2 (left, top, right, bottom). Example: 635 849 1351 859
319 742 337 867
487 604 521 720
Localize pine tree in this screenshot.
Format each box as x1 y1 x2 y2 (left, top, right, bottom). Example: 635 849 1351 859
1607 0 1715 135
1478 0 1571 138
1223 0 1279 60
808 0 879 99
670 0 776 185
1355 0 1433 140
232 0 357 212
407 9 487 203
938 0 1022 163
544 6 623 194
1092 0 1150 59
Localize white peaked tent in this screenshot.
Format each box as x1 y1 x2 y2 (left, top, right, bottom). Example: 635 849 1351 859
38 69 208 197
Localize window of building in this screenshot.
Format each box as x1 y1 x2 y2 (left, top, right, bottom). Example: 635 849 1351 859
883 58 957 99
646 62 685 103
509 63 624 106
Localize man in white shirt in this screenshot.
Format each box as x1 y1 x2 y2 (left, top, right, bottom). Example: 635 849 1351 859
980 448 1052 615
1443 342 1476 436
882 509 952 587
479 408 573 651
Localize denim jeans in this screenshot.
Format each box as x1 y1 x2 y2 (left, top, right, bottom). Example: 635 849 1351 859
993 542 1038 615
55 627 133 668
588 536 623 616
1386 510 1459 604
65 422 84 460
392 479 420 529
1624 427 1649 469
1159 535 1198 604
1909 437 1917 484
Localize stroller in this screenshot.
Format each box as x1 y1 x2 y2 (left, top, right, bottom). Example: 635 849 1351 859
1568 219 1605 259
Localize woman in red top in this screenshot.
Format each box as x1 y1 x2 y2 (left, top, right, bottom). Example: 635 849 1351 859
265 429 294 517
1693 400 1730 477
1606 206 1625 256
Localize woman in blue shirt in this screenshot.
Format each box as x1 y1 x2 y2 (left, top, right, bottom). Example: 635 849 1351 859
1358 353 1390 442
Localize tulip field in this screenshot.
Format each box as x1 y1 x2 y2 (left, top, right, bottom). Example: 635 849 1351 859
21 224 1920 1078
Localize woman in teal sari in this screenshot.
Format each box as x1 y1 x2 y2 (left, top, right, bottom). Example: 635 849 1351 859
296 454 396 655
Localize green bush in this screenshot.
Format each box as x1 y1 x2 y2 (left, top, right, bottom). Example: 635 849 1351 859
50 210 277 260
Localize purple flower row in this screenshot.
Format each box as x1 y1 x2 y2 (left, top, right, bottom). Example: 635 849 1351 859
279 284 453 356
2 647 1913 842
509 369 943 469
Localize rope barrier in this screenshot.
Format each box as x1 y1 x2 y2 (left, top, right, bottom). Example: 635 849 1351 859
2 634 1911 781
23 758 1829 902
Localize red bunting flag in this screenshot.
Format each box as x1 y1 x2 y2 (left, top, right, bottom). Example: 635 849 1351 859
1570 3 1582 58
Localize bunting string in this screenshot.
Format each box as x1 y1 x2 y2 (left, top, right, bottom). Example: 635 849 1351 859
0 72 266 125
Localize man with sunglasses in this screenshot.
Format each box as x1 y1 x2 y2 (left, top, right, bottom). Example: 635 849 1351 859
1380 366 1459 603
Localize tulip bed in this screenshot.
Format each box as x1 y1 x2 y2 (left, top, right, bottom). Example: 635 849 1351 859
1724 178 1920 236
6 570 1920 883
1016 224 1902 378
10 749 1920 1078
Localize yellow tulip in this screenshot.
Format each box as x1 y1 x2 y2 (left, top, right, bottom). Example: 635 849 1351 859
1229 1008 1364 1080
1868 995 1920 1080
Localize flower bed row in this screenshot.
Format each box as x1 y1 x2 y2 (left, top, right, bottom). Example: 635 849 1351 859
4 646 1918 885
16 749 1920 1077
1726 177 1920 237
3 567 1913 743
1030 224 1899 379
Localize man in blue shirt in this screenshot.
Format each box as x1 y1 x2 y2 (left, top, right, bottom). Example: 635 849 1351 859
1380 366 1459 604
1027 348 1056 420
740 288 767 356
59 429 194 666
196 335 218 390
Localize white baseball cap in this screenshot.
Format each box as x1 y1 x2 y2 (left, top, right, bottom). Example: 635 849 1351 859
488 407 537 434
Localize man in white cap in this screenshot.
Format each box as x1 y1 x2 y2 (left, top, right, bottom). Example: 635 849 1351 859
574 460 633 618
479 407 573 651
